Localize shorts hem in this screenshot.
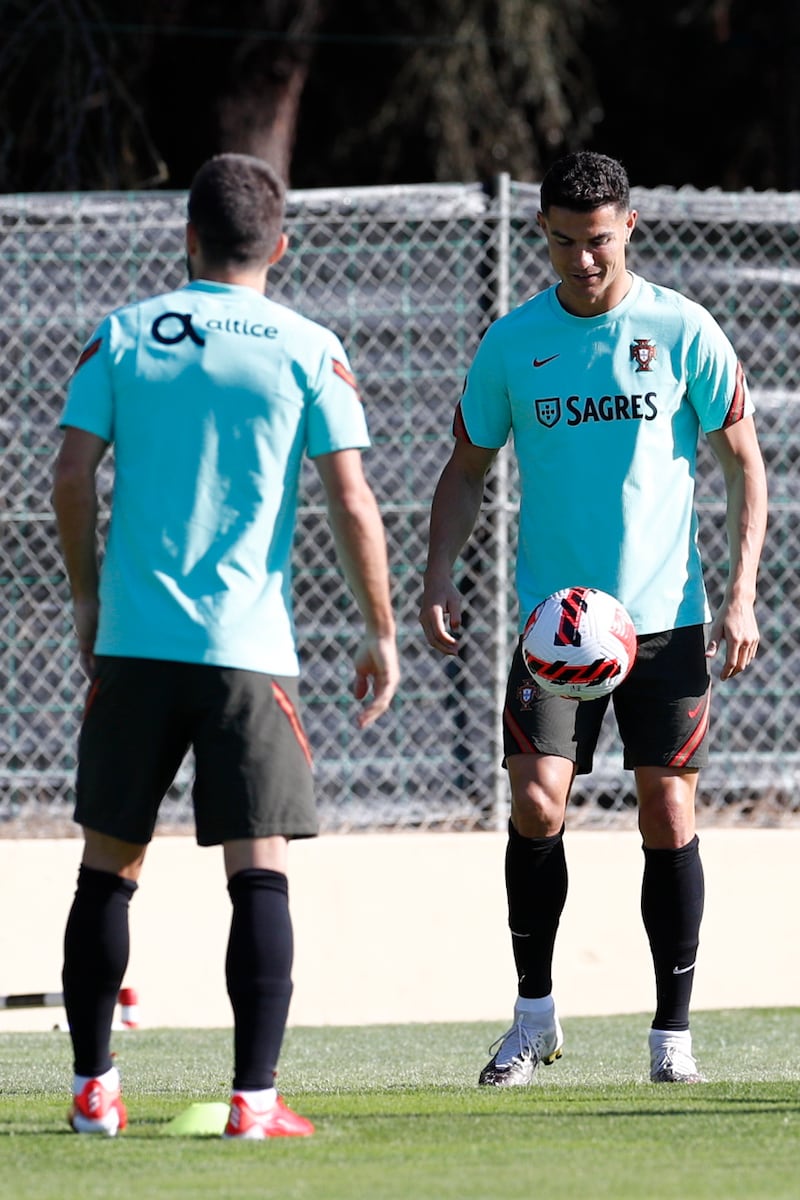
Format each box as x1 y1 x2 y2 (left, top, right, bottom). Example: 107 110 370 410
196 828 319 848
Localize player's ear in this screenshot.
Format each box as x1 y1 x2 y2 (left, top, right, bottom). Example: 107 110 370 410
268 232 289 265
536 211 547 233
185 221 200 256
624 210 638 242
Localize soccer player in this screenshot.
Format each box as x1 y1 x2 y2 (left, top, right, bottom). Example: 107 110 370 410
52 153 399 1137
419 151 767 1086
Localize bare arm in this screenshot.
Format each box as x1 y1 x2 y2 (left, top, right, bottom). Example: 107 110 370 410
419 438 497 656
705 415 768 680
51 426 109 679
315 449 399 727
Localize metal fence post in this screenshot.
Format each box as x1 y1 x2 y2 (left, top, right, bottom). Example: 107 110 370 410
491 173 512 832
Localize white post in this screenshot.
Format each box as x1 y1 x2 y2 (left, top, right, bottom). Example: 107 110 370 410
492 173 512 832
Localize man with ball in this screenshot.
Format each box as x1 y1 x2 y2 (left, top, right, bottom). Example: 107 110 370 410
420 151 767 1086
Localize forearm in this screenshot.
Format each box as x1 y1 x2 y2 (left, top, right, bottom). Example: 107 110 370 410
706 417 768 607
722 453 768 606
423 459 486 582
326 482 396 637
52 474 100 603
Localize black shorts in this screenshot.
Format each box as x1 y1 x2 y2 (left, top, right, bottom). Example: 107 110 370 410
75 657 318 846
503 625 711 774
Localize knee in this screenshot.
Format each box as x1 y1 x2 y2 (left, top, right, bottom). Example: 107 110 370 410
508 754 572 838
636 769 698 849
510 782 565 838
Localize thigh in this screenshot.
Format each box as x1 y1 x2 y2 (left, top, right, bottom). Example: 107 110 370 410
503 641 609 775
613 625 711 769
191 668 318 847
76 657 190 844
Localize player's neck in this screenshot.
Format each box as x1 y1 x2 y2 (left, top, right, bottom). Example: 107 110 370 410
187 251 270 293
191 266 270 293
556 268 633 318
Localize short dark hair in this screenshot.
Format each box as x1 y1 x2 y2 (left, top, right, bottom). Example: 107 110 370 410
539 152 630 215
187 153 286 267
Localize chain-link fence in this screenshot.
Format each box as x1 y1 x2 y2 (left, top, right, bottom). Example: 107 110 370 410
2 179 798 835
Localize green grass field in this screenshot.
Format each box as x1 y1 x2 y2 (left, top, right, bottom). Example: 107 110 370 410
1 1010 798 1200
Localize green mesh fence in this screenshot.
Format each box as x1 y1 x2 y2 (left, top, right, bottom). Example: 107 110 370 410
1 180 798 834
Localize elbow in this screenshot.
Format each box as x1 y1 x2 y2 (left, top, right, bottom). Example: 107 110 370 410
328 477 378 520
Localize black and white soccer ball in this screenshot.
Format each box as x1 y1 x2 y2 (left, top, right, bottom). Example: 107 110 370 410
522 586 638 701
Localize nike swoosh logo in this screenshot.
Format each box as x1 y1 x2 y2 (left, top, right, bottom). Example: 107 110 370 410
533 354 560 368
687 700 704 718
672 962 696 975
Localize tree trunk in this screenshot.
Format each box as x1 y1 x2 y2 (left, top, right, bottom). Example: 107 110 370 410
214 3 324 184
216 54 313 184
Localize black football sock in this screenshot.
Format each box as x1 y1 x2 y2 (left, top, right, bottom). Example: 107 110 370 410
641 835 705 1031
62 864 137 1078
505 820 568 1000
226 868 294 1092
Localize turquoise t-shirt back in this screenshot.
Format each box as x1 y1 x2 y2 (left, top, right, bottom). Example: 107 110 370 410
62 280 369 674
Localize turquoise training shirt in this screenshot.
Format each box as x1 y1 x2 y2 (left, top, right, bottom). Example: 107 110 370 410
456 273 753 635
62 280 370 675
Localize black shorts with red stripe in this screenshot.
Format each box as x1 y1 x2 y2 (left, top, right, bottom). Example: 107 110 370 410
504 624 711 775
76 657 318 845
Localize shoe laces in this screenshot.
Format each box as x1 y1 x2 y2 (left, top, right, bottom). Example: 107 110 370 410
76 1078 116 1118
489 1016 552 1066
653 1042 698 1077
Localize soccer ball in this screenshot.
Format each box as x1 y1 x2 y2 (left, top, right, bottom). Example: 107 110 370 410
522 586 637 701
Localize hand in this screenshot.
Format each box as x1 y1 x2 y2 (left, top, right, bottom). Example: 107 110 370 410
352 632 400 728
706 596 759 680
419 574 463 656
73 597 99 680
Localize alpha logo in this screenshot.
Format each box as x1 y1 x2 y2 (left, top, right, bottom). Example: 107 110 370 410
630 338 657 371
533 353 560 368
535 397 561 427
151 312 205 347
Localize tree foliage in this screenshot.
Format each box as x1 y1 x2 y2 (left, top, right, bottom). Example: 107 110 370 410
0 0 168 190
0 0 327 189
293 0 602 187
0 0 793 192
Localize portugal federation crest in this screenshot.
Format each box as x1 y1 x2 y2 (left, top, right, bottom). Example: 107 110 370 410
535 397 561 427
630 338 657 371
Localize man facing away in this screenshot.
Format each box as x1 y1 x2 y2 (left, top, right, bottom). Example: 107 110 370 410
420 151 767 1086
52 153 399 1137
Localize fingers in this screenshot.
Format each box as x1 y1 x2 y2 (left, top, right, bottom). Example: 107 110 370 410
419 603 462 657
352 637 400 727
720 636 759 680
354 687 392 729
79 648 96 680
706 628 759 680
352 669 395 728
351 584 465 727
